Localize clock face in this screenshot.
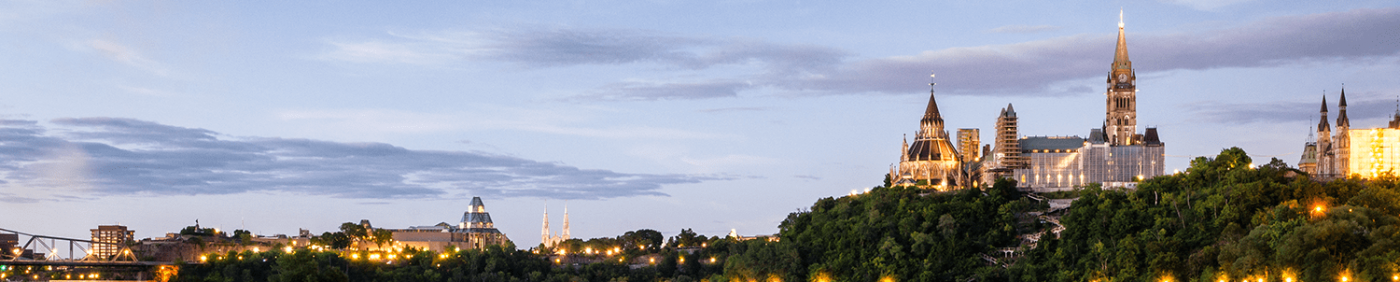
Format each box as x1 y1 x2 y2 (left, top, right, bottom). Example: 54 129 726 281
1118 74 1127 82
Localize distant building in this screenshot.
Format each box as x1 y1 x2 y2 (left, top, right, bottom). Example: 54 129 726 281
381 197 511 252
91 225 134 259
984 13 1165 191
540 203 570 248
0 232 17 258
958 128 981 164
1302 89 1400 179
891 75 968 190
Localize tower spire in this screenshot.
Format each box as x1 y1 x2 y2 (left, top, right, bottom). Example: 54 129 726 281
562 202 570 240
919 73 945 140
1319 93 1330 132
541 202 550 247
1338 85 1349 128
1113 10 1131 70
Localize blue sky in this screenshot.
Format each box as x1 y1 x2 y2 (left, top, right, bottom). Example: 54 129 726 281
3 0 1400 250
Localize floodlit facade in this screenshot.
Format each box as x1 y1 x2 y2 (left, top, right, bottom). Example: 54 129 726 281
540 203 570 248
988 13 1165 191
1302 89 1368 180
892 76 967 190
1347 128 1400 178
1305 96 1400 180
383 197 510 252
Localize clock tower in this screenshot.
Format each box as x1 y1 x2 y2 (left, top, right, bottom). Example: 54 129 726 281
1105 10 1137 146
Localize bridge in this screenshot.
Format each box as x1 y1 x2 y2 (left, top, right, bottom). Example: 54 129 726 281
1 228 181 281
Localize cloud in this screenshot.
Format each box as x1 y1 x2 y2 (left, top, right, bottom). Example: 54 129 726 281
1191 94 1399 124
319 28 848 71
1159 0 1257 11
987 25 1061 34
319 8 1400 100
88 39 168 76
0 118 723 203
570 80 754 101
786 7 1400 96
697 107 767 113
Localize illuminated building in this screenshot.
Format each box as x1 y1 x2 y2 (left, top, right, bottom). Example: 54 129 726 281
1305 90 1400 179
540 203 570 248
382 197 510 252
892 74 967 190
958 128 981 164
91 225 134 259
991 12 1165 191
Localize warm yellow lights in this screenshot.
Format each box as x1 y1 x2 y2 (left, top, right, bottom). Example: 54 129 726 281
352 254 360 259
200 255 208 262
648 257 655 264
369 253 381 260
252 247 260 253
710 257 716 263
879 276 896 282
284 246 293 253
1350 128 1399 178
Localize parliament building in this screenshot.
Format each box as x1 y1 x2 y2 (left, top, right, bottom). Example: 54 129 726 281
893 12 1165 192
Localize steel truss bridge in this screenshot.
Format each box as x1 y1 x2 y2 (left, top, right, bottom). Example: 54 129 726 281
1 228 179 281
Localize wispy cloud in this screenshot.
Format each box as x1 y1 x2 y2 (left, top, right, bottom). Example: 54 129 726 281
0 118 725 203
88 39 169 76
319 8 1400 100
1159 0 1258 11
987 25 1061 34
697 107 767 113
570 80 755 101
318 28 847 71
1190 93 1400 124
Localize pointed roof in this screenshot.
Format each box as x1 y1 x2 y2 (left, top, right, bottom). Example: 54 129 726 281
1002 103 1016 118
1338 88 1350 128
921 86 943 125
1113 11 1132 70
1339 87 1348 107
1319 95 1331 132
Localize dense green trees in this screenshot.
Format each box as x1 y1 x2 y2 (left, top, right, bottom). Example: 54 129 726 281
171 147 1400 281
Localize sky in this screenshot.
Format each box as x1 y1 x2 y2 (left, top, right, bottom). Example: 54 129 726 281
3 0 1400 252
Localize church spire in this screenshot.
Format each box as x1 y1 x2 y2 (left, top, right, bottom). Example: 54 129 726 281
1338 86 1350 128
541 203 550 247
562 202 570 240
1319 94 1330 132
1113 9 1132 70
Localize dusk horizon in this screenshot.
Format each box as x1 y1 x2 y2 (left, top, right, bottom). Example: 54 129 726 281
4 1 1400 281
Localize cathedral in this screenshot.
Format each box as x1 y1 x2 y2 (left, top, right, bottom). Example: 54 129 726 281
1300 88 1400 180
540 203 570 248
982 11 1165 191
